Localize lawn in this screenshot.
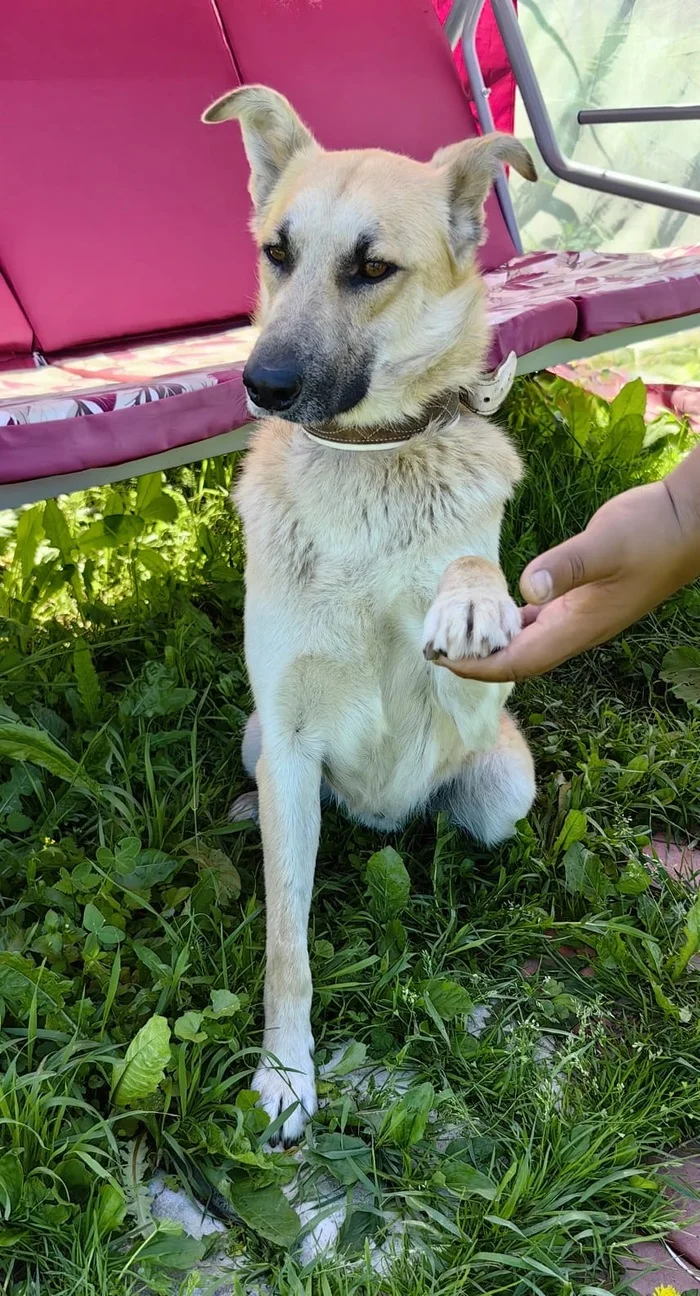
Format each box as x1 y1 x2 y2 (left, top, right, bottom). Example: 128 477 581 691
0 374 699 1296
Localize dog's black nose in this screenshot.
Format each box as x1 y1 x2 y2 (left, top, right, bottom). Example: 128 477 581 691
243 360 303 413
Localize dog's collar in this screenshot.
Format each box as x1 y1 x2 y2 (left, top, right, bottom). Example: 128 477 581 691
300 390 462 451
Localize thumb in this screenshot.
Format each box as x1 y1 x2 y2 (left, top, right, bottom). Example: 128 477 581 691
520 522 614 605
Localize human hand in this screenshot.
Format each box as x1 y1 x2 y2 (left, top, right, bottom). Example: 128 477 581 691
434 475 700 682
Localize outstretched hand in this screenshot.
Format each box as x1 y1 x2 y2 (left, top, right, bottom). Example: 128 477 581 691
435 475 700 683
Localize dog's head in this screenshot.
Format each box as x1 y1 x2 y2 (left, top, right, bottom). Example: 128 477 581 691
203 86 535 428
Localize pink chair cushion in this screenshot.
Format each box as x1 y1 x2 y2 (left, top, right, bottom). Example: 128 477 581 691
0 274 33 360
486 295 577 366
0 0 255 354
486 246 700 345
0 326 255 484
218 0 516 276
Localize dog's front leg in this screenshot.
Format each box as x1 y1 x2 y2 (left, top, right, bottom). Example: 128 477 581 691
252 742 321 1146
422 556 520 661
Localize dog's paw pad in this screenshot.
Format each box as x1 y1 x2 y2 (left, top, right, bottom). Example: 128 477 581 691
229 791 259 824
252 1058 317 1148
423 590 520 662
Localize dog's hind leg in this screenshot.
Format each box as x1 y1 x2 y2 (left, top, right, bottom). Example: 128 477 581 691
441 712 535 845
229 713 263 822
252 734 323 1145
231 712 334 823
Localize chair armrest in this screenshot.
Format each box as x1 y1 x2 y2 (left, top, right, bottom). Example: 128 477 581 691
578 105 700 125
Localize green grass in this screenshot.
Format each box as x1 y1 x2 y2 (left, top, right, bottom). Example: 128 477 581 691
0 374 699 1295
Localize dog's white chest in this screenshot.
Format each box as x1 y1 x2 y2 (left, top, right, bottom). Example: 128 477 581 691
236 420 518 821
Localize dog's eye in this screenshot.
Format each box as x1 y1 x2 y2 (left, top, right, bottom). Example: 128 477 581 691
359 259 395 282
264 244 288 267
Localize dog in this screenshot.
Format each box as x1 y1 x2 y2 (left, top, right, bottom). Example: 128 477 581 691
202 86 537 1145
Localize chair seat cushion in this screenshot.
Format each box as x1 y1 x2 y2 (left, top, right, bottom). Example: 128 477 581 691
485 246 700 359
0 326 255 484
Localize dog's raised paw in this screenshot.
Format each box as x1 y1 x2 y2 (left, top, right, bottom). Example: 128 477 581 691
228 790 260 824
252 1052 317 1148
422 589 520 661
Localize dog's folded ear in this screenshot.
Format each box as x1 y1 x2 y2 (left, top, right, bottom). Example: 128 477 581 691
202 85 318 209
432 132 536 262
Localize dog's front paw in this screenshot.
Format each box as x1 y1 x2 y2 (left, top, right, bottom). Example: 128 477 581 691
252 1040 316 1147
422 588 520 661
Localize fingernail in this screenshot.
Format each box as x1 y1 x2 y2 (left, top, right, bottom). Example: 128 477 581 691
528 569 553 602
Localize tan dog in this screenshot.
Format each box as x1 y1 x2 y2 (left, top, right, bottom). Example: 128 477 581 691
203 86 537 1144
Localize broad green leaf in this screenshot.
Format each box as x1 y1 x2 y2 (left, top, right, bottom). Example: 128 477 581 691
174 1011 206 1043
0 1227 25 1247
563 842 613 903
600 413 646 462
609 377 646 422
142 494 178 524
365 847 411 920
135 1229 205 1270
670 894 700 980
381 918 407 954
554 809 587 855
651 980 685 1019
12 504 44 582
83 903 105 933
95 1182 126 1232
118 850 181 893
98 925 125 947
137 547 171 577
307 1133 373 1186
0 721 102 799
207 989 240 1019
617 858 651 896
103 515 144 542
43 499 74 558
0 765 32 818
379 1082 434 1149
186 845 241 901
79 515 144 553
227 1181 299 1247
0 953 69 1019
135 472 163 514
439 1159 497 1199
6 811 32 832
661 646 700 707
0 1153 23 1217
120 663 196 719
73 641 101 722
559 384 596 450
114 837 141 870
329 1040 367 1076
112 1015 171 1104
76 521 108 553
132 943 170 982
422 978 473 1021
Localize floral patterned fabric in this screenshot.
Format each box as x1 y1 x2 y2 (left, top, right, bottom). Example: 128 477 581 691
486 245 700 325
0 374 221 428
0 324 257 425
